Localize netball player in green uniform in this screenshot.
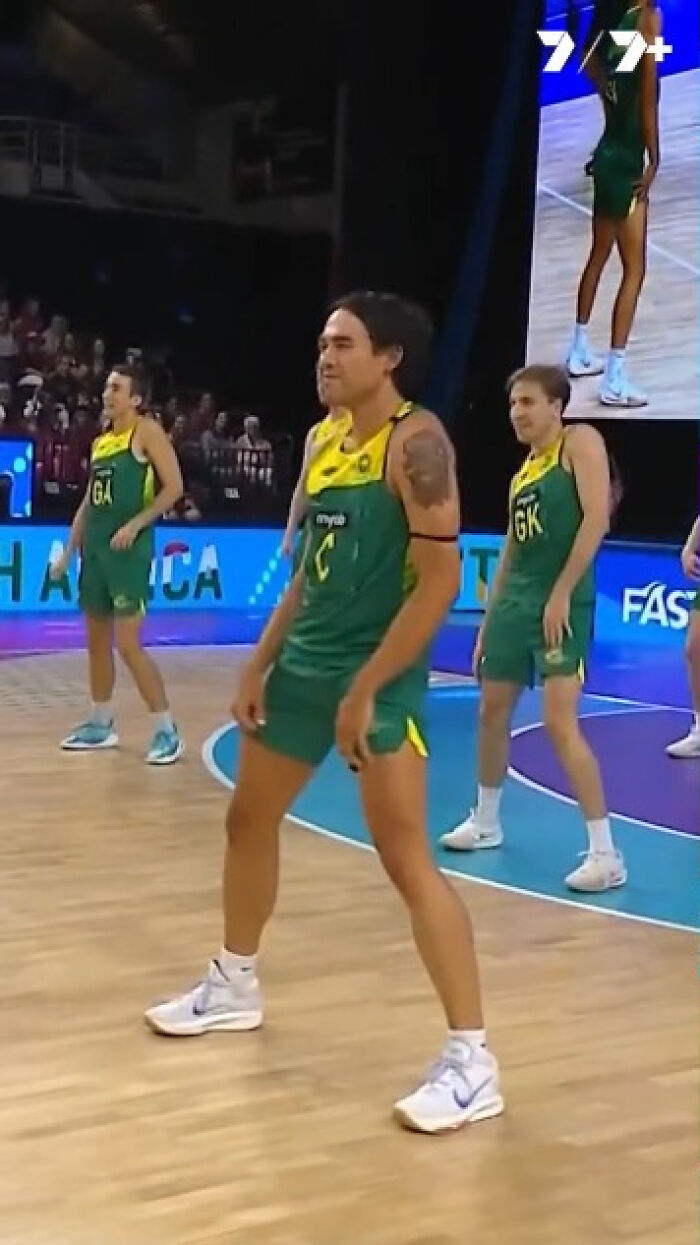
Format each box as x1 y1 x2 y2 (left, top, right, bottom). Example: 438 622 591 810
442 365 625 893
666 517 700 758
566 1 661 407
52 364 185 764
146 292 503 1136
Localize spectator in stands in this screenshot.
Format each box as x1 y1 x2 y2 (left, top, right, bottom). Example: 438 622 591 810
22 332 48 376
43 314 68 361
0 382 12 428
61 331 80 369
168 412 189 448
13 297 42 346
82 337 108 399
236 412 271 451
165 395 181 424
0 312 18 383
45 354 77 407
201 410 233 459
195 391 216 431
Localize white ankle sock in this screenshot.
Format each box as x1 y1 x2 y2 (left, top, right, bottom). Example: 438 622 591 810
586 817 615 855
449 1028 487 1052
153 710 174 733
573 323 588 352
476 785 502 825
219 948 257 981
606 347 625 382
91 701 113 726
693 712 700 734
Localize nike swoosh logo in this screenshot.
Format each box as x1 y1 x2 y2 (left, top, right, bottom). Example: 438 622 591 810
453 1077 492 1111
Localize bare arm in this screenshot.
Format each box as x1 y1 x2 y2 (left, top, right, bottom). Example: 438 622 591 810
283 425 317 541
351 413 461 696
478 529 515 630
683 518 700 557
66 489 90 557
248 570 305 674
640 6 661 169
130 420 184 531
553 426 610 599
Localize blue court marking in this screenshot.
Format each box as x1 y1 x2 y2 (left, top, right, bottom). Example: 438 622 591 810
202 684 696 933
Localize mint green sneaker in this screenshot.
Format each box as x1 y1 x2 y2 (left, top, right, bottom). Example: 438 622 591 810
61 720 119 751
146 726 184 766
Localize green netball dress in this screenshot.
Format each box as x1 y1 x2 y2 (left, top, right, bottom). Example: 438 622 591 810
257 403 429 766
591 4 648 219
79 423 155 617
480 434 595 686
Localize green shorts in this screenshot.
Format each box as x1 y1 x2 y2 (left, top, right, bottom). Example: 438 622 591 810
79 544 151 618
479 601 594 687
255 661 428 768
591 139 643 221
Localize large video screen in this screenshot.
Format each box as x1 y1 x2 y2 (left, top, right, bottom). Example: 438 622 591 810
528 0 698 420
0 438 34 518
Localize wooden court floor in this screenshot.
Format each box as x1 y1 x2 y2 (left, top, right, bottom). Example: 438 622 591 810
0 647 696 1245
528 70 699 421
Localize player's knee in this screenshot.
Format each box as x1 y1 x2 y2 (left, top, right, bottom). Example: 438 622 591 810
225 790 266 848
115 628 142 665
374 833 431 899
686 630 700 667
479 692 511 731
621 255 645 286
543 701 578 749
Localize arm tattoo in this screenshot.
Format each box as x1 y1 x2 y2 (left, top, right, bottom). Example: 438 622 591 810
402 429 452 508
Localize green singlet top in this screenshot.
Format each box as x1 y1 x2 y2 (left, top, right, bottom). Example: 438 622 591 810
501 432 594 611
83 423 155 555
280 402 427 682
600 4 646 153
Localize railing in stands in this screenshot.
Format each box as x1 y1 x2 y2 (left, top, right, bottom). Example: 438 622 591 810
0 115 166 184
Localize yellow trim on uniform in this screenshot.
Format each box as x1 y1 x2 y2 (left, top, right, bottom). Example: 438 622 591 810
407 716 428 758
509 433 564 500
311 409 352 447
143 462 156 506
91 426 139 462
306 401 412 497
91 422 155 507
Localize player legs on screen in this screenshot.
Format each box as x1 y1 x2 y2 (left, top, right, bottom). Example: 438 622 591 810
566 1 661 407
441 365 626 893
51 365 185 765
667 517 700 758
146 291 503 1135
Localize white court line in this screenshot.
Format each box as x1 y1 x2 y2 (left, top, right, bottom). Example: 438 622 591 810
537 180 700 277
508 706 691 840
201 721 694 935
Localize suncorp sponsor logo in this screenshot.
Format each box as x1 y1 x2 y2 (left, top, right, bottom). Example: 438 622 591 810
621 581 695 630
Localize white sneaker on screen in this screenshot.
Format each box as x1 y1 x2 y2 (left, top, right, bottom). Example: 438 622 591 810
145 958 263 1036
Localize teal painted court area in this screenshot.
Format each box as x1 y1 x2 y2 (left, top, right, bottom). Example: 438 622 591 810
203 681 696 933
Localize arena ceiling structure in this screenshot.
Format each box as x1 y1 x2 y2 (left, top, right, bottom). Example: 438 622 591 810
19 0 348 101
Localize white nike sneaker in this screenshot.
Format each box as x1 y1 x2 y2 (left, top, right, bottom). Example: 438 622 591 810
440 811 504 851
394 1042 504 1134
565 849 627 893
599 375 648 407
144 958 263 1036
566 345 605 378
666 728 700 759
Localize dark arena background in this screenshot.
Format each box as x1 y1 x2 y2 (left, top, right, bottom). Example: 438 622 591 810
0 2 696 1242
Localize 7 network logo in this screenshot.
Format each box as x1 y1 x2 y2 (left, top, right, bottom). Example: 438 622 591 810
538 29 673 73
